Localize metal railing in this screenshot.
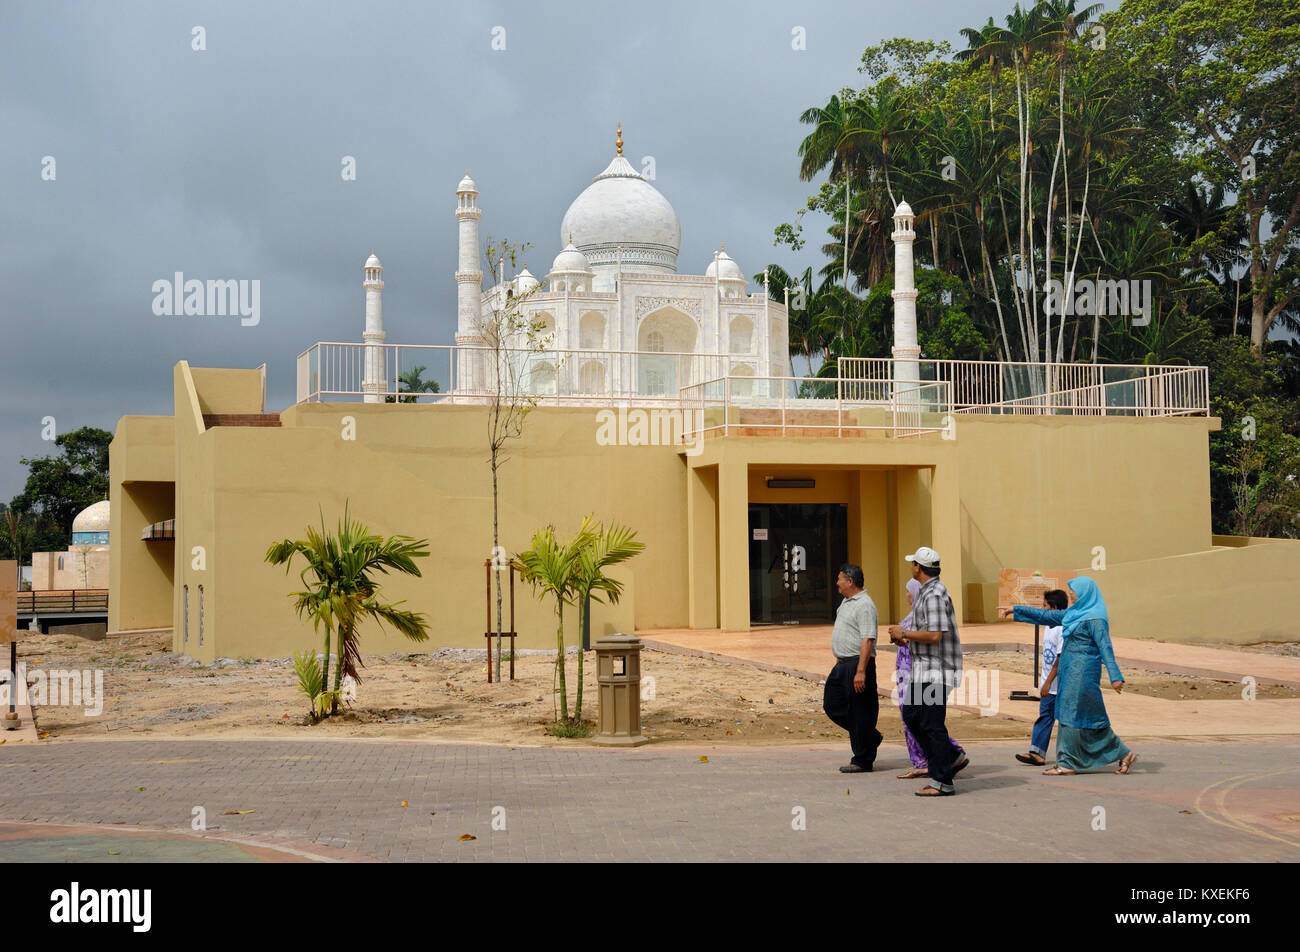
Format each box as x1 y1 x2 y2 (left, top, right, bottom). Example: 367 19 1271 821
836 358 1209 416
296 342 769 404
679 376 951 439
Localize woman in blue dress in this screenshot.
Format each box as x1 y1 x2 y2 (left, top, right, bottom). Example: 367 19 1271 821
999 577 1138 775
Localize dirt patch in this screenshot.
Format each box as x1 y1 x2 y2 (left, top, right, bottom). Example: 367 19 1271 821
13 631 1028 747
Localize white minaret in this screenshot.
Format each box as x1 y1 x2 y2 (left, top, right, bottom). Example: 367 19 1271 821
455 172 483 340
454 172 484 393
362 251 386 403
890 199 920 395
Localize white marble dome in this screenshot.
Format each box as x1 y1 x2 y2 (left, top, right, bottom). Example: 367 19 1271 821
457 172 477 193
550 239 591 275
705 248 745 284
514 267 540 294
560 153 680 276
364 251 382 269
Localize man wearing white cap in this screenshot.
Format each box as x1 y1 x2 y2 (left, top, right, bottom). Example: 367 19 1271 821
888 546 966 796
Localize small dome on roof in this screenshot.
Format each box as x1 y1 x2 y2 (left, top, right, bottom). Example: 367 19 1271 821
72 500 110 547
705 247 745 284
72 500 110 534
364 251 382 269
457 172 477 193
515 267 540 293
550 238 591 275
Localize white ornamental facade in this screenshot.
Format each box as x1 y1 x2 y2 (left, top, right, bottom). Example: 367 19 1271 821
452 127 791 397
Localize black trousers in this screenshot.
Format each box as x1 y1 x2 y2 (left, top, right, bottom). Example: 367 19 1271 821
823 656 883 768
901 687 957 786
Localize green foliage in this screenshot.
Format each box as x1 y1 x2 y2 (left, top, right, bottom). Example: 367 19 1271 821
767 0 1299 534
5 426 112 557
546 719 595 739
384 365 442 403
267 504 431 719
293 649 324 705
516 515 644 725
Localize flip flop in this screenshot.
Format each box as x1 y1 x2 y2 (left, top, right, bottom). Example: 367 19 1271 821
1116 752 1138 775
1042 766 1076 775
915 785 954 797
1016 752 1045 766
896 767 929 779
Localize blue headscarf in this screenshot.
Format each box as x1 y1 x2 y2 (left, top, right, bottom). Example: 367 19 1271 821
1062 576 1107 638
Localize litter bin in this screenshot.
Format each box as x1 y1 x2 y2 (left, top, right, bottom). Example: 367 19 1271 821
593 632 647 746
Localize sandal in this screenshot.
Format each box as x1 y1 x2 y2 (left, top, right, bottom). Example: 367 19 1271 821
1015 752 1045 766
896 767 929 779
1042 766 1076 775
1116 752 1138 775
914 785 954 797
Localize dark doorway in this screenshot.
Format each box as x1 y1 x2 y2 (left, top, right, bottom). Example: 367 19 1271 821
748 503 849 625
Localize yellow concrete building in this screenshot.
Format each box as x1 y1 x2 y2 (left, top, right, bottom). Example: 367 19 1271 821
106 355 1300 661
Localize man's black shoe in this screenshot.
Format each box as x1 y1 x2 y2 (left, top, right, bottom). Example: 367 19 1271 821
839 764 872 773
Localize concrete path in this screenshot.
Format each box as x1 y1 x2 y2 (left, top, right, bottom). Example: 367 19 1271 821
1 738 1296 861
643 624 1300 737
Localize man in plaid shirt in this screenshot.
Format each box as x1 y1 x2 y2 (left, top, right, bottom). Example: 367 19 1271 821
888 546 967 796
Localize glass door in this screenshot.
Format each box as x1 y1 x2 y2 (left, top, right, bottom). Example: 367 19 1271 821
748 503 848 625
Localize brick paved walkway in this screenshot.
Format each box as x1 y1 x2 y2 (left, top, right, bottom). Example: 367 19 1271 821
2 739 1297 861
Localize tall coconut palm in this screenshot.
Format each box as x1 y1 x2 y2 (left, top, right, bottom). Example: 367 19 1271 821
961 3 1057 362
266 505 430 717
798 94 859 291
1039 0 1103 364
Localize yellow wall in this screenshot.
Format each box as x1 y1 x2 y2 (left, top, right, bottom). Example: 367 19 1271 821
188 367 264 414
954 415 1215 586
109 415 176 633
32 549 108 590
1080 540 1300 643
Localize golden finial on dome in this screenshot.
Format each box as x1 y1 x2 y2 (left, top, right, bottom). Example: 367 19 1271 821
616 123 623 156
721 242 726 253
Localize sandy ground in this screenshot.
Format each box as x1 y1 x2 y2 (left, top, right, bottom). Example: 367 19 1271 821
10 632 1296 747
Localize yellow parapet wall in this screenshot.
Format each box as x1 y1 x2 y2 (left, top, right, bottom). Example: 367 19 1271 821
1081 540 1300 643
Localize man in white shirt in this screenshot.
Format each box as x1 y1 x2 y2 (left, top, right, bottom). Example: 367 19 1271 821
823 563 882 773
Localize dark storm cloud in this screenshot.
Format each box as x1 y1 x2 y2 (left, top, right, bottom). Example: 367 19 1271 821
0 0 963 499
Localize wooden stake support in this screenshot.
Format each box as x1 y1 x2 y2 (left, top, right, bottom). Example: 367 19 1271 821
483 558 518 683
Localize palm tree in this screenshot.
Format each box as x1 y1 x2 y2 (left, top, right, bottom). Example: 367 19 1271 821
961 2 1057 362
266 504 430 718
515 520 591 723
1039 0 1103 364
571 520 644 722
841 87 917 209
385 365 442 404
798 94 858 291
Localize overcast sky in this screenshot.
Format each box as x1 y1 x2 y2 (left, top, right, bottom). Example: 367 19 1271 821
1 0 1021 502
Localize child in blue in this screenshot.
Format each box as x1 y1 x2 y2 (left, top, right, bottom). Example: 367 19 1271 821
1014 589 1068 767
